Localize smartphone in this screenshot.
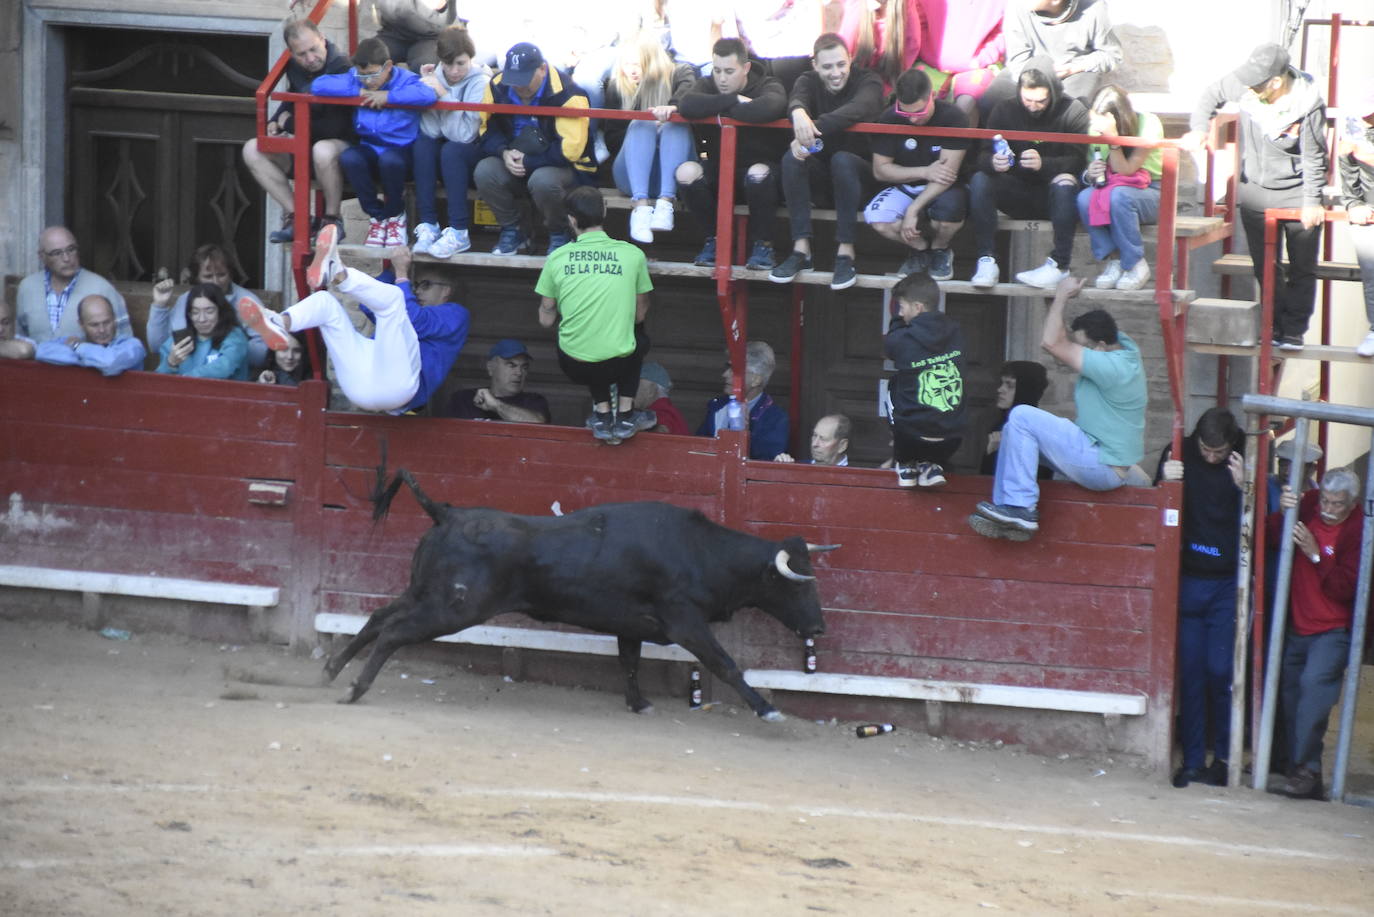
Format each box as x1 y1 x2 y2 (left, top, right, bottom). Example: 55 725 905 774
172 328 193 347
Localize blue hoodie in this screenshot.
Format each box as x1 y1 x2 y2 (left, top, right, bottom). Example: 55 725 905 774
366 269 469 414
311 66 437 153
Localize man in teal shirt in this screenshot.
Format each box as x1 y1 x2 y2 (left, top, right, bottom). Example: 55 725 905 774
536 186 655 442
971 275 1146 539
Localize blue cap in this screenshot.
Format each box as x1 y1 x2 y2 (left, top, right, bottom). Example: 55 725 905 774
503 42 545 86
488 338 530 360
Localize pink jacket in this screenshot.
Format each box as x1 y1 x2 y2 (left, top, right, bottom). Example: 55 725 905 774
917 0 1004 74
836 0 925 76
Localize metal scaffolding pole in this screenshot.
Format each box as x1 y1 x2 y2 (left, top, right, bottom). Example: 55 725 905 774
1331 426 1374 804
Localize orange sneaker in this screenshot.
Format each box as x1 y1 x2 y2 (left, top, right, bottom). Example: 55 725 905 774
237 299 292 352
306 221 342 291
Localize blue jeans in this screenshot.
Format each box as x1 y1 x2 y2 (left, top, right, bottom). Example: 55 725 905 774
339 143 414 219
993 405 1125 507
1177 574 1236 769
413 135 481 229
612 120 693 200
1280 627 1350 772
1075 182 1161 270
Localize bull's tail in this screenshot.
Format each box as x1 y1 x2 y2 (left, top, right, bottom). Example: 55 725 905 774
370 442 448 526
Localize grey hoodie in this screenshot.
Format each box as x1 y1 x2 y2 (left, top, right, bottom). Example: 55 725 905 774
1004 0 1123 79
419 66 490 143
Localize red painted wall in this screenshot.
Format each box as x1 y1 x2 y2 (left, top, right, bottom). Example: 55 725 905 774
1 362 1180 762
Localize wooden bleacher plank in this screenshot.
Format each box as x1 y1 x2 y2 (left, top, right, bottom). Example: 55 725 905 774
1211 252 1363 283
1189 342 1374 364
997 214 1224 239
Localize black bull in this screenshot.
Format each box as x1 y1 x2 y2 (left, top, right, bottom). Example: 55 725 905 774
323 469 836 721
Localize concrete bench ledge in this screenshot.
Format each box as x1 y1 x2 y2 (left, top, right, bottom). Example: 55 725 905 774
314 613 696 662
1212 252 1363 283
1190 341 1374 364
0 565 279 606
742 668 1147 716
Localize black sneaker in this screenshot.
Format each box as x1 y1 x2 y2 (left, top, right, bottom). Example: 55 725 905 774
917 462 946 487
1203 759 1229 787
967 513 1033 542
896 462 919 488
1277 335 1303 351
927 248 954 281
1172 765 1206 788
694 236 717 267
896 250 928 276
830 255 857 290
745 240 776 270
588 411 616 442
269 213 295 244
975 500 1039 532
769 250 812 283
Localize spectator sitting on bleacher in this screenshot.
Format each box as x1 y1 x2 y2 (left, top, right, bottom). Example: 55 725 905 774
732 0 823 92
601 32 698 245
243 17 354 245
147 244 270 372
257 333 309 386
1337 88 1374 358
970 275 1146 540
312 36 439 249
0 297 36 361
913 0 1005 129
475 42 596 257
441 338 552 423
676 37 789 272
241 228 470 414
864 67 970 280
536 186 655 442
834 0 919 91
633 360 690 435
358 0 457 71
980 359 1051 476
155 283 251 381
884 272 966 488
1075 85 1163 292
412 25 489 260
35 295 146 377
697 339 789 461
986 0 1121 111
16 226 132 345
1182 43 1328 351
769 33 886 290
775 414 851 466
968 59 1088 291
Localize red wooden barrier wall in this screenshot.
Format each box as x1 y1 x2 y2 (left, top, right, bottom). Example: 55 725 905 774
0 362 1180 764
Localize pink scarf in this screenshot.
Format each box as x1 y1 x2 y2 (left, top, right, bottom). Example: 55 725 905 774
1088 169 1151 226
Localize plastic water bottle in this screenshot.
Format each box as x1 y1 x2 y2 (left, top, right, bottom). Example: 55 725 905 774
856 723 895 738
992 134 1011 159
803 638 817 674
806 138 824 154
1092 149 1107 188
725 396 745 431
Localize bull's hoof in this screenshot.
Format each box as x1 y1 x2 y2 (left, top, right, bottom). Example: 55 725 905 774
760 709 785 723
319 665 339 686
337 684 362 704
630 703 655 715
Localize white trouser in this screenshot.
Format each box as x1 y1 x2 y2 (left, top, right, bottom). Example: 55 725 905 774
285 268 420 412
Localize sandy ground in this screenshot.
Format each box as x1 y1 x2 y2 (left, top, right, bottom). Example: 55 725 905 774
1 617 1372 917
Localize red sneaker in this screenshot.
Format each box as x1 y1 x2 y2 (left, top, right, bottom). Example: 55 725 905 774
307 221 342 291
363 218 387 248
237 299 293 352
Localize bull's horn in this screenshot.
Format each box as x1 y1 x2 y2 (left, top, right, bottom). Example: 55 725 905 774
805 543 841 553
774 549 816 582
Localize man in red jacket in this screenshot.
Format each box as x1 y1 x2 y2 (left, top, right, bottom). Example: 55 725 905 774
1267 468 1366 800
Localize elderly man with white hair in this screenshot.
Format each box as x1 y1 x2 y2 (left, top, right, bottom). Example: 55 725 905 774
696 340 790 460
1267 467 1366 801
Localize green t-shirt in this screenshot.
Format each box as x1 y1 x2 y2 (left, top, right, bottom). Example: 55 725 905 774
1091 111 1164 180
534 230 653 362
1075 332 1147 467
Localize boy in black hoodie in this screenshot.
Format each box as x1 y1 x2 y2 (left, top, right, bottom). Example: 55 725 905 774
968 59 1089 290
884 271 967 488
676 38 790 271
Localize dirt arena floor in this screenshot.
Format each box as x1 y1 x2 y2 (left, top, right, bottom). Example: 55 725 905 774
1 617 1371 916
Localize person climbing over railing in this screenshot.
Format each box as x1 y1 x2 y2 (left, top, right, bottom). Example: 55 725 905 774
1337 88 1374 358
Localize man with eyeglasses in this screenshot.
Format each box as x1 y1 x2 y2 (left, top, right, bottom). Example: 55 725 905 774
863 67 970 280
1266 467 1366 801
238 230 468 415
16 226 132 345
1183 44 1328 351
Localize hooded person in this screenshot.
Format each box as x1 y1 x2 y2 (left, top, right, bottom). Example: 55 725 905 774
1183 44 1328 349
967 56 1089 290
980 359 1050 475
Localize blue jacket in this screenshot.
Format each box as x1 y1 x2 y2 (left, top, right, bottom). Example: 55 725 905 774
36 335 147 377
155 327 251 380
366 269 469 413
311 66 436 152
696 393 789 461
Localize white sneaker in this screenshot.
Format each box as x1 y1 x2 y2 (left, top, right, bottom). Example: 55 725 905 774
629 204 654 244
413 222 439 256
970 256 1000 288
650 197 675 232
383 213 408 248
1016 257 1069 290
1094 259 1123 289
428 226 470 259
1358 330 1374 357
1115 259 1151 291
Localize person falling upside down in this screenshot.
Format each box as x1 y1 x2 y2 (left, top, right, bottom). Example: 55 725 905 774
237 224 469 414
